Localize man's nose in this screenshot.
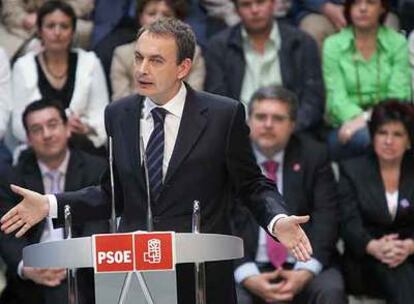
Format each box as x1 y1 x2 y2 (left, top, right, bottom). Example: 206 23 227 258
137 59 149 74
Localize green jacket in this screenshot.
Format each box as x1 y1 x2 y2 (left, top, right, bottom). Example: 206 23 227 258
323 26 411 126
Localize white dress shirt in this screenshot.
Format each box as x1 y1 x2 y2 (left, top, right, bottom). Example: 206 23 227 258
234 148 322 284
0 48 11 139
140 83 186 179
18 150 70 277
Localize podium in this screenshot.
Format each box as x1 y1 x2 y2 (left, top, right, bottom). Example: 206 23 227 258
23 232 243 304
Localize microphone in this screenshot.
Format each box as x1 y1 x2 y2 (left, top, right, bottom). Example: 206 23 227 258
108 136 117 233
140 136 153 232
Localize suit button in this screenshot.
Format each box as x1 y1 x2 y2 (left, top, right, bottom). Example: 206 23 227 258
153 216 160 223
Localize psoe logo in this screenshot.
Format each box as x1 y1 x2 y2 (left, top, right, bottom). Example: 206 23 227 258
143 239 162 264
135 232 175 271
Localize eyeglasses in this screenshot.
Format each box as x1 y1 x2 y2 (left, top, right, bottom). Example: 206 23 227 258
252 113 291 124
28 119 65 137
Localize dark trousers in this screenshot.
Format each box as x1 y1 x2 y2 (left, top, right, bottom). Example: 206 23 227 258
236 266 347 304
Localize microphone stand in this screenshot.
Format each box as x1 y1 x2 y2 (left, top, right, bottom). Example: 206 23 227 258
117 136 154 304
192 200 206 304
108 137 117 233
65 205 79 304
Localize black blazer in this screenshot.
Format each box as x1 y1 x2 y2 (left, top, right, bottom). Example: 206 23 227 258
205 20 325 132
339 152 414 259
0 148 108 304
233 135 339 268
54 87 287 304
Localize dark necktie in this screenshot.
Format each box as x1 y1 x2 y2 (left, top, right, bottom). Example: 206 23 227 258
262 160 288 268
146 107 167 203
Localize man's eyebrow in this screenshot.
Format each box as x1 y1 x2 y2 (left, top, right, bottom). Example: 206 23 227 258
134 51 165 61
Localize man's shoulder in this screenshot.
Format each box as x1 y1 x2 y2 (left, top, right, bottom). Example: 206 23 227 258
290 134 327 155
106 94 140 113
278 20 316 48
70 149 107 169
192 88 241 112
208 24 241 48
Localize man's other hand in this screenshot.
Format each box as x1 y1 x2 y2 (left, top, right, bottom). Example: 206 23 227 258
23 267 66 287
1 185 49 237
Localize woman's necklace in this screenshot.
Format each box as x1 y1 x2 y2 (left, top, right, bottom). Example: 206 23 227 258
42 52 68 80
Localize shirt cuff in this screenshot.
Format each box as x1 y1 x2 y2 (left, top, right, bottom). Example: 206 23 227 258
47 194 58 218
267 214 288 236
294 258 323 275
234 262 261 284
17 260 25 279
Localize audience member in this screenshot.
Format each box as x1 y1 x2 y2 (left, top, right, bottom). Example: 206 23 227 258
323 0 411 161
233 85 346 304
339 100 414 303
409 30 414 95
11 1 109 156
0 0 94 60
91 0 137 91
205 0 324 133
0 47 12 166
0 100 108 304
110 0 205 101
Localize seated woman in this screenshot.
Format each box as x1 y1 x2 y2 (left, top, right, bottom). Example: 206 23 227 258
409 30 414 94
110 0 205 101
339 100 414 303
323 0 411 160
0 48 12 166
11 1 108 156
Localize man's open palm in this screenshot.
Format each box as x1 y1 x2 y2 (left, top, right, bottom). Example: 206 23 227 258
1 185 49 237
273 215 313 262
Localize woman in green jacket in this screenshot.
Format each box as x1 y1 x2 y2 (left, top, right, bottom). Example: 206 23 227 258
323 0 411 160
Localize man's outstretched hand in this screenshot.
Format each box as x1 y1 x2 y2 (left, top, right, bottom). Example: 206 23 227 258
273 215 312 262
1 185 49 237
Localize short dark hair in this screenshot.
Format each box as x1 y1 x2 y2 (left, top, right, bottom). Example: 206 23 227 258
136 17 195 63
37 0 77 32
137 0 188 21
344 0 389 25
22 99 68 132
248 85 299 120
368 100 414 145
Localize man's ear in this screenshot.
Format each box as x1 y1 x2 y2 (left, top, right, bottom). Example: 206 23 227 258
177 58 192 80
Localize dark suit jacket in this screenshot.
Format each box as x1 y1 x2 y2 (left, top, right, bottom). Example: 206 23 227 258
204 20 325 132
339 152 414 259
338 151 414 295
0 148 108 304
53 87 287 304
233 135 339 269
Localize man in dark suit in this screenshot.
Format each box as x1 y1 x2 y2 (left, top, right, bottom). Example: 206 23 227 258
204 0 324 133
0 100 108 304
1 18 312 304
233 85 346 304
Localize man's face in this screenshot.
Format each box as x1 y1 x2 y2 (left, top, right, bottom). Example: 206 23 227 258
26 107 70 162
134 31 191 105
248 99 295 155
236 0 275 34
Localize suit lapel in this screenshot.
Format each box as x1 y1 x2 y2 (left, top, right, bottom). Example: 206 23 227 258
396 154 414 220
64 150 83 192
21 154 46 242
164 88 208 184
365 155 392 223
282 138 303 214
121 96 145 184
